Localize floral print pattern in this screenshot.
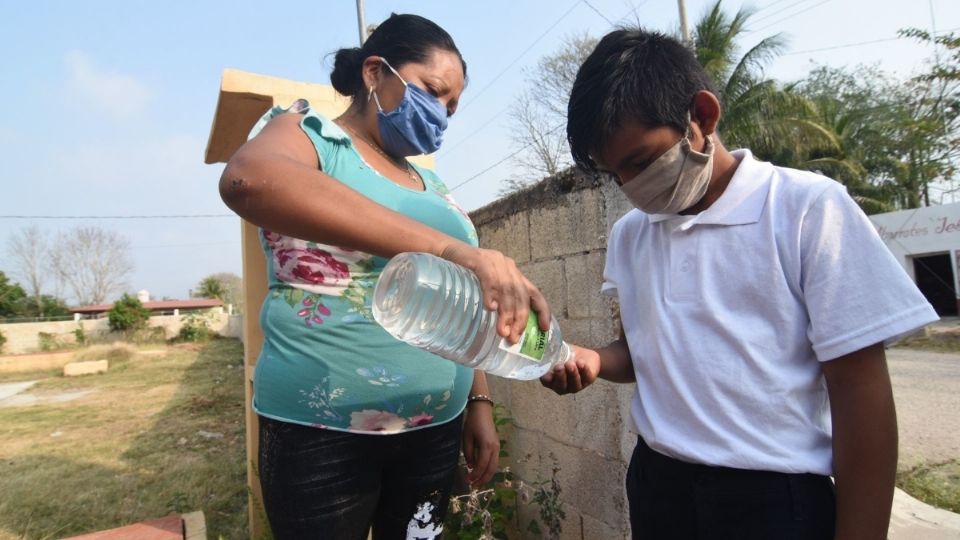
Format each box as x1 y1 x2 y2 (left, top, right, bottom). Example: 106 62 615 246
349 409 408 433
356 365 407 387
298 378 346 422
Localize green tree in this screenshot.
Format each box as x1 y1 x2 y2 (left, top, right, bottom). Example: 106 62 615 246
193 272 243 313
795 55 958 210
0 272 27 320
195 276 226 300
107 294 151 332
692 1 837 160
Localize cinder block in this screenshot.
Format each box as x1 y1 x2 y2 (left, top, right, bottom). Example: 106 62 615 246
602 181 634 234
529 190 607 260
63 360 108 377
570 382 628 458
581 511 631 540
559 318 592 346
519 259 566 318
550 443 629 528
565 251 609 319
477 213 531 264
616 385 641 464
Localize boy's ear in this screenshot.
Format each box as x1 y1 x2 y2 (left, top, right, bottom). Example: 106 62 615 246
691 91 722 136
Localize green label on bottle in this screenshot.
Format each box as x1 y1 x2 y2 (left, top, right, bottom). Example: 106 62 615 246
498 313 550 363
516 313 549 361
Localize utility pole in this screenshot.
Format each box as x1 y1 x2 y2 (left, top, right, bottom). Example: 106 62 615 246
677 0 691 46
356 0 367 45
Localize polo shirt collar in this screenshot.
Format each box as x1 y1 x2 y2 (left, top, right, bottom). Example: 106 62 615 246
647 149 772 228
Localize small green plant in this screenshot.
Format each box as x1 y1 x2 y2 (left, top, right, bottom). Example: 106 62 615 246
38 331 59 352
177 312 214 342
446 405 565 539
0 328 6 353
108 294 151 332
73 324 87 346
531 457 566 539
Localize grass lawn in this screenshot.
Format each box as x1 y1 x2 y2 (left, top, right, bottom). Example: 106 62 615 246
898 460 960 514
0 339 248 540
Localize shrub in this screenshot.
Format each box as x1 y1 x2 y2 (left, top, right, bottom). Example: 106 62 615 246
73 324 86 346
177 312 213 342
0 329 6 353
108 294 151 332
38 332 59 352
446 405 565 539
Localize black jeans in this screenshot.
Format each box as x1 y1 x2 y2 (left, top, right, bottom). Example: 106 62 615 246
258 414 463 540
627 437 836 540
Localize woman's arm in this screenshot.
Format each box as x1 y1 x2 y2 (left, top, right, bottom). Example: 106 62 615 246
220 113 550 341
462 372 499 486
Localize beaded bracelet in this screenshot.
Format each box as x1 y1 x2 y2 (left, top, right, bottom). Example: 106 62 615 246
467 394 495 406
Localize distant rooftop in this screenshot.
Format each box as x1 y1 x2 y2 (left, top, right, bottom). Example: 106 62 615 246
71 298 223 314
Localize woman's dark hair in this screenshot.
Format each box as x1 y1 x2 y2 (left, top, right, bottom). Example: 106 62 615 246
330 13 467 99
566 29 717 171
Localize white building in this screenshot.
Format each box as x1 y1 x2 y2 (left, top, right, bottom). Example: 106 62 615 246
869 202 960 317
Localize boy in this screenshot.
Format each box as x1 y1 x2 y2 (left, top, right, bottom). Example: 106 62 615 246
541 29 938 539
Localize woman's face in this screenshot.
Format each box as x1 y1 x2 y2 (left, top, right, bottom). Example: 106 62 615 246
363 48 465 119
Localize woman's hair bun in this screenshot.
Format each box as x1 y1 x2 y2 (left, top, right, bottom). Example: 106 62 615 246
330 47 365 97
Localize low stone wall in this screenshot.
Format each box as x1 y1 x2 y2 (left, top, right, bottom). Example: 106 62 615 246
470 168 636 539
0 313 244 355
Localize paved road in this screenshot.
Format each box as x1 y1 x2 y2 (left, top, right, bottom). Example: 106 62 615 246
887 348 960 469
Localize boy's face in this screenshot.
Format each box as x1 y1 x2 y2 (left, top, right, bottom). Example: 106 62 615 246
593 122 688 186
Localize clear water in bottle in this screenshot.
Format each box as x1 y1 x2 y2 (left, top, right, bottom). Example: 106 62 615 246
372 252 572 380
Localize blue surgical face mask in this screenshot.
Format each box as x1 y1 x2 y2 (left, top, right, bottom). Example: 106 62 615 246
369 58 448 157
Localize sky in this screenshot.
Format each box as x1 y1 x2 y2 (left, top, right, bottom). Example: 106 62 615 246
1 0 958 304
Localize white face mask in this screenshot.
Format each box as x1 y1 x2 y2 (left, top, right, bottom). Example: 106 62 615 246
619 126 715 215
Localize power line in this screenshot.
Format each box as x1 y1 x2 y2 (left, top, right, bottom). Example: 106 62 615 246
455 0 583 113
0 214 235 219
750 0 814 24
449 124 565 192
440 1 650 158
750 0 832 34
131 241 240 250
783 26 960 56
447 2 654 191
437 105 511 159
754 0 794 16
582 0 614 25
784 36 902 56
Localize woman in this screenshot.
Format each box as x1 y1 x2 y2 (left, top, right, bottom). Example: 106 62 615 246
219 13 551 540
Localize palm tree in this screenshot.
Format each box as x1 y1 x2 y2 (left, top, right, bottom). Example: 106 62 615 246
194 276 227 301
692 1 838 163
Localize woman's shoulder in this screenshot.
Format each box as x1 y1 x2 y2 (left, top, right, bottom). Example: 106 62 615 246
249 99 351 145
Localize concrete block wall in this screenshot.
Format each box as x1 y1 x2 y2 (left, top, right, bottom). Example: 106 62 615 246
470 168 637 539
0 313 243 354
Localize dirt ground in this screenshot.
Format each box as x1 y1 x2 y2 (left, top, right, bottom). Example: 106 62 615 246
887 347 960 469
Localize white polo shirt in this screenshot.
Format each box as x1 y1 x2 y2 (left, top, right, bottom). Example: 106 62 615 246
603 150 938 475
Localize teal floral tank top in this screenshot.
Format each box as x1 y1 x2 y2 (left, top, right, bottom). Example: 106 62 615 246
249 100 478 434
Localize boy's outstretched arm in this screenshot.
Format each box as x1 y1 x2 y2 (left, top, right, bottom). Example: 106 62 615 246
821 342 898 540
540 323 635 395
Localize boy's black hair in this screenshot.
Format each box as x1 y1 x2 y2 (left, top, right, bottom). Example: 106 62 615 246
566 29 717 170
330 13 467 100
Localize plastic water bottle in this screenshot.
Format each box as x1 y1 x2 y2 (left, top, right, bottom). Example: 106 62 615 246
372 252 573 380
